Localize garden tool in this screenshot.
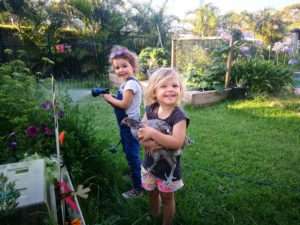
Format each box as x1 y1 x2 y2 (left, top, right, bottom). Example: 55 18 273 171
91 87 110 97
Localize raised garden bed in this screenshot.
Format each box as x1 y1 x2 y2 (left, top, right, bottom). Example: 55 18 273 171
183 89 231 106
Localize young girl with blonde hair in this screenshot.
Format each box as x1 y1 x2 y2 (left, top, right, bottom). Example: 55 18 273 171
138 68 189 225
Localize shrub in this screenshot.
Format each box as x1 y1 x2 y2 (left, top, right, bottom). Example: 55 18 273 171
177 45 211 74
0 60 57 162
184 51 226 91
58 101 112 186
231 59 293 95
0 61 112 188
138 47 168 79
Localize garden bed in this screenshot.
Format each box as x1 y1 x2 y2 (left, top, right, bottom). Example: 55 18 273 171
183 89 231 106
109 73 230 106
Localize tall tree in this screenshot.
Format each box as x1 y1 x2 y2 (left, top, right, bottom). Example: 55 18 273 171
279 4 300 30
219 11 242 30
189 3 219 37
125 0 177 50
254 9 287 45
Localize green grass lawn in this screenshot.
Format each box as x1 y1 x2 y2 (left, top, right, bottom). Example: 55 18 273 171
76 95 300 225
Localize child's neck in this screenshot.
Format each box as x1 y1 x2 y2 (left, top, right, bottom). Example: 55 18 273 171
120 74 134 81
157 103 176 119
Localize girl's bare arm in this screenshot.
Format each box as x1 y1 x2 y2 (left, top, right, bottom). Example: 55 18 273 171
138 120 187 150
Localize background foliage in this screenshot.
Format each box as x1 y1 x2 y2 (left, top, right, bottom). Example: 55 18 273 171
232 59 294 94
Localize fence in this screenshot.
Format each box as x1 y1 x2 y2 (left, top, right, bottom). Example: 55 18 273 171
171 34 226 72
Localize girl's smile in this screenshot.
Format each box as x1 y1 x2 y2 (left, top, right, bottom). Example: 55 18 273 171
112 58 134 79
156 78 181 106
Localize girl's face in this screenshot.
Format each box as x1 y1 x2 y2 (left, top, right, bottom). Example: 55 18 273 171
155 76 181 107
112 58 134 79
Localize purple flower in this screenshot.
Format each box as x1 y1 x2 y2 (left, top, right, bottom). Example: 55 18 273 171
26 126 39 138
41 100 53 111
272 42 282 52
43 126 53 136
240 46 251 57
217 29 232 42
57 110 64 119
288 58 299 65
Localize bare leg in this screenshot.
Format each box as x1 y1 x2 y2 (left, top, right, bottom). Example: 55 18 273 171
149 189 161 217
160 192 175 225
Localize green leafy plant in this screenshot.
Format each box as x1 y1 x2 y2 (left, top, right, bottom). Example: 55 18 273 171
176 45 212 74
0 173 20 217
184 50 226 91
0 60 59 163
184 63 208 90
138 47 168 79
231 58 293 95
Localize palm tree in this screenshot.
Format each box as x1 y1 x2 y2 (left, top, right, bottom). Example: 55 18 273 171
126 0 177 50
189 3 219 37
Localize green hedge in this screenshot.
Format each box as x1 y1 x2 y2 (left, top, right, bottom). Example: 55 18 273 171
232 59 293 95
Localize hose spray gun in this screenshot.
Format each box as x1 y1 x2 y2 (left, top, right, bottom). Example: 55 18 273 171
91 87 110 97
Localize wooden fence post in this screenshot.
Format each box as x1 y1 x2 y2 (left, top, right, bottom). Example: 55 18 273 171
171 38 176 68
225 38 233 88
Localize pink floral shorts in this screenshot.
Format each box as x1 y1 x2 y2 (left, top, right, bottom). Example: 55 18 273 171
141 167 184 193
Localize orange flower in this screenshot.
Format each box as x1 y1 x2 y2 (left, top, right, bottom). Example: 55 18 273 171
71 218 81 225
59 131 65 145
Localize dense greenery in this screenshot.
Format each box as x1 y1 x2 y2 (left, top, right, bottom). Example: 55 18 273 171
0 60 55 162
232 59 294 94
190 3 218 37
0 60 116 211
138 47 169 79
0 0 176 78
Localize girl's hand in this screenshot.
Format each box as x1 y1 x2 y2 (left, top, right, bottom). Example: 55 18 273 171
102 90 133 109
102 93 114 103
141 140 162 153
138 126 156 141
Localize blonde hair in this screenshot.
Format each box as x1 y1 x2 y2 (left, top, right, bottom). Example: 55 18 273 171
109 45 139 73
144 67 184 106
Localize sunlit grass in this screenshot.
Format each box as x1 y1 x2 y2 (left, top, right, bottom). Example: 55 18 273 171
228 96 300 119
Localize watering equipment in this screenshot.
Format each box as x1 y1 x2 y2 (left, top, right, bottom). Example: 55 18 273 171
91 87 109 97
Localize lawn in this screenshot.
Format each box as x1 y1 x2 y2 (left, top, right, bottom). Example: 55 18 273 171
75 94 300 225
